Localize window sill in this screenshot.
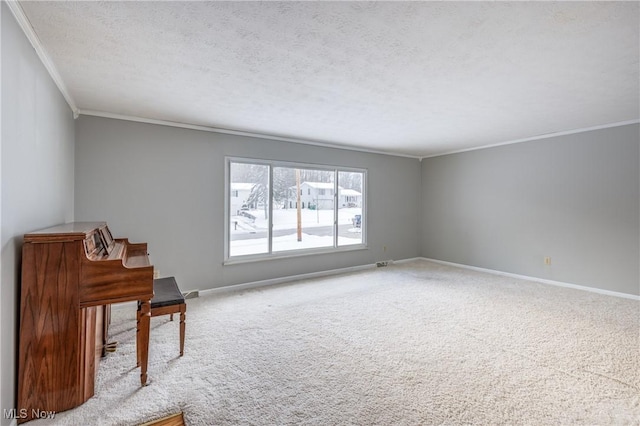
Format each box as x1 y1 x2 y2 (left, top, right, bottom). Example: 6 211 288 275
223 244 368 266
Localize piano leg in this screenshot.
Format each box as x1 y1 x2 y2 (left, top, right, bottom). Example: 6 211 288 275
136 307 140 367
137 299 151 386
179 305 186 357
101 305 110 357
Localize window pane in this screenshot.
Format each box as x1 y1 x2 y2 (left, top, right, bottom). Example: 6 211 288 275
338 171 364 246
272 167 335 252
229 162 270 256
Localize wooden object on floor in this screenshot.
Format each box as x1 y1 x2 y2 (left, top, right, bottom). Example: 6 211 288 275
138 412 185 426
17 222 154 424
140 277 186 359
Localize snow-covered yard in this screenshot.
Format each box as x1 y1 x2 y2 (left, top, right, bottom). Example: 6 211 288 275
230 207 362 234
229 207 363 256
230 232 361 256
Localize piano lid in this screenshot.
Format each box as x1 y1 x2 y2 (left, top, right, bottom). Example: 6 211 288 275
24 222 108 243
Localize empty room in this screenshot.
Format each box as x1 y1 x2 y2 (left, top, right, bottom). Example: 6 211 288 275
1 1 638 425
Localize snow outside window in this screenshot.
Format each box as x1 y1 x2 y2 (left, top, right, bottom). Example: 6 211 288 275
226 159 366 260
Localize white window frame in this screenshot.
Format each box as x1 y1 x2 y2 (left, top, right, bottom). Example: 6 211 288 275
224 157 367 264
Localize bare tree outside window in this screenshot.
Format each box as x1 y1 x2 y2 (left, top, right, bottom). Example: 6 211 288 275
227 159 365 259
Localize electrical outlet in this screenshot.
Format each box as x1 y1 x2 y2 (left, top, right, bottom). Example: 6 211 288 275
153 269 160 279
544 256 551 266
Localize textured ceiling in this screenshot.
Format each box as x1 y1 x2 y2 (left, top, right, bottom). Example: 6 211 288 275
18 1 640 157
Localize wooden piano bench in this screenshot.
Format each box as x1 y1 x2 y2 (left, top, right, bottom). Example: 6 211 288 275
149 276 186 356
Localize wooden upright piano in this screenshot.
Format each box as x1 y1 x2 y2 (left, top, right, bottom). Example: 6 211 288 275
17 222 154 423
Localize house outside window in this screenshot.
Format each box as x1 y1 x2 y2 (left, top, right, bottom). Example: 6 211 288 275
225 158 366 261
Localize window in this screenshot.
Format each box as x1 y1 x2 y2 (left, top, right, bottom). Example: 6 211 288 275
226 159 366 261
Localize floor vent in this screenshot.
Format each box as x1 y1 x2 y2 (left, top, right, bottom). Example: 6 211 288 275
183 290 199 299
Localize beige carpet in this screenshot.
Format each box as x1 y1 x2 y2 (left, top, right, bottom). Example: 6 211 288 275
30 260 639 425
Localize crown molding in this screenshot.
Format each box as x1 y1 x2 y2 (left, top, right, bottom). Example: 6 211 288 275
8 0 635 160
420 119 640 159
5 0 79 118
78 109 422 160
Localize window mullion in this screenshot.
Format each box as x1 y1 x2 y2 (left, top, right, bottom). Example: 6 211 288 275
334 170 338 248
268 164 274 254
227 157 365 261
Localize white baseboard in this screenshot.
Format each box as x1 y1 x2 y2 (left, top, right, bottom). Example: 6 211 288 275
392 257 423 265
111 257 638 302
202 257 431 296
113 258 420 302
201 262 387 296
420 257 640 301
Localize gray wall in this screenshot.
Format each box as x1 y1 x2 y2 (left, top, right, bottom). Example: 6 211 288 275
75 116 421 290
1 3 75 423
421 124 640 296
3 4 638 419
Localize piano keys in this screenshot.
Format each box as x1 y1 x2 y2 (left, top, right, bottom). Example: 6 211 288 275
17 222 153 423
